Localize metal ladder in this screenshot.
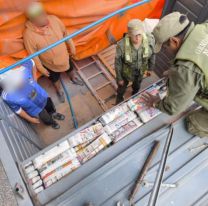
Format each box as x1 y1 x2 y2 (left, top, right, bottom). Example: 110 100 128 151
72 56 117 111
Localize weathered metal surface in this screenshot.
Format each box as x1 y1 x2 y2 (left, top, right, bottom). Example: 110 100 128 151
0 130 33 206
0 98 42 162
45 118 208 206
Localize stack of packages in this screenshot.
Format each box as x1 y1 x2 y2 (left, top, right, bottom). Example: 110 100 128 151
128 83 167 123
100 103 143 143
23 80 167 194
68 123 112 163
24 141 80 194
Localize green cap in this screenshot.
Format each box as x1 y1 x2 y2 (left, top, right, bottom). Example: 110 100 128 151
128 19 144 36
153 12 190 53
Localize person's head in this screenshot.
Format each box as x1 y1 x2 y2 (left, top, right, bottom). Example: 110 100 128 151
26 2 48 27
0 67 25 92
128 19 144 45
153 12 190 56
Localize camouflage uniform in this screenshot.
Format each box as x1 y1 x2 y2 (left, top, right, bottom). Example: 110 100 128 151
153 12 208 137
115 33 155 104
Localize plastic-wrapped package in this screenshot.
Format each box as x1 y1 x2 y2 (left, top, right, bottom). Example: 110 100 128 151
77 133 112 163
68 123 104 148
43 159 81 188
27 170 39 179
99 103 129 125
32 180 43 190
127 83 167 123
139 108 161 123
33 141 70 169
34 186 44 194
128 86 160 112
39 148 78 179
104 111 137 135
112 119 143 142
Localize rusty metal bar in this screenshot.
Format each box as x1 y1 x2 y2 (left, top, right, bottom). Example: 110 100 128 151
129 140 160 204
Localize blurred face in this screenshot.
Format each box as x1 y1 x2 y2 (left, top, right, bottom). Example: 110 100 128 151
129 34 143 45
31 12 48 27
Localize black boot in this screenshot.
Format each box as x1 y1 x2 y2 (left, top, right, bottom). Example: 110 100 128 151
115 95 124 105
132 90 139 96
51 120 60 129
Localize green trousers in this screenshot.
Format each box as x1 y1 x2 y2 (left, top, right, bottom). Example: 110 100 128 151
116 75 143 104
186 108 208 138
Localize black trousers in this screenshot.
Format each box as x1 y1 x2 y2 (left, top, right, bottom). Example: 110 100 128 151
116 75 142 104
39 97 56 125
45 59 74 83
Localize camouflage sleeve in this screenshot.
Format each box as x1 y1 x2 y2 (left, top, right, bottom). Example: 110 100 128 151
156 62 202 115
115 44 123 81
148 34 155 70
148 53 155 71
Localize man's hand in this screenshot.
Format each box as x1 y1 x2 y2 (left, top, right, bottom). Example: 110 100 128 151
118 80 124 86
41 69 50 77
144 71 152 77
162 70 169 77
30 118 40 124
141 92 160 108
69 39 76 56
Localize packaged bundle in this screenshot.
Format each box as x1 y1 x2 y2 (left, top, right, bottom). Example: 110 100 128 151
29 176 41 185
33 141 70 169
24 162 43 193
127 83 167 123
104 111 137 135
68 123 104 148
138 108 161 123
112 119 143 142
34 186 44 194
74 141 91 152
128 85 159 112
39 148 78 179
32 180 43 190
99 103 129 125
27 170 39 179
43 158 80 188
77 133 112 163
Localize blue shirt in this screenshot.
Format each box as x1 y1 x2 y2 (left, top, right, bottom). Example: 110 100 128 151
2 60 48 117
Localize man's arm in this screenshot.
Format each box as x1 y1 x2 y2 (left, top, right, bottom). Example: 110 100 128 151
23 33 49 77
4 98 40 124
54 16 76 55
156 63 201 115
115 45 123 82
148 34 156 70
18 109 40 124
67 39 76 56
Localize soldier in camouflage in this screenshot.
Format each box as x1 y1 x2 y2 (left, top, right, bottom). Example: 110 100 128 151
115 19 155 104
142 12 208 138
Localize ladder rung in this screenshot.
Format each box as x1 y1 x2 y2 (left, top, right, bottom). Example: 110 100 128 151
103 94 116 102
79 60 96 70
95 82 111 91
87 71 103 80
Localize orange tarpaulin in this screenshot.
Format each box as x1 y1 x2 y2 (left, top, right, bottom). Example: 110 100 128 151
0 0 165 67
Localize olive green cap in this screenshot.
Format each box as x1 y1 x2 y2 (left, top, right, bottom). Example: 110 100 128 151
128 19 144 36
153 12 190 53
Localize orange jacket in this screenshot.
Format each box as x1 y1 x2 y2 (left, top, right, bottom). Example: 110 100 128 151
23 15 70 73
